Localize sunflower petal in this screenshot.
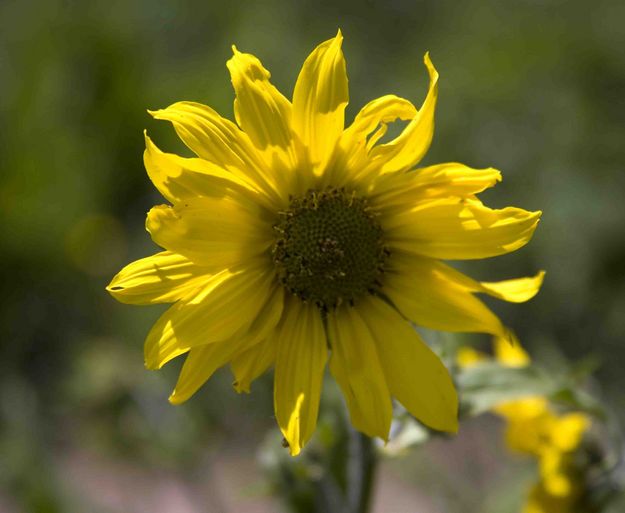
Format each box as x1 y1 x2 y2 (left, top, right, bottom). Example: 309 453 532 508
346 95 417 144
143 132 258 204
169 286 283 404
231 337 276 393
149 102 279 199
409 258 546 304
371 163 502 211
144 266 273 369
292 30 348 170
274 300 327 456
327 306 392 439
384 254 507 337
362 297 458 432
369 53 439 174
106 251 211 305
146 196 272 268
227 47 293 152
479 271 545 303
333 95 416 184
168 340 242 405
386 197 541 260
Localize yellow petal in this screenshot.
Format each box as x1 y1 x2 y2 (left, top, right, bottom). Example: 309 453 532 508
385 197 541 260
274 299 327 456
456 347 489 368
333 94 416 184
231 336 276 394
107 251 211 305
479 271 546 303
550 413 589 452
149 102 280 201
500 403 555 455
539 449 574 496
143 132 260 204
327 306 392 440
495 397 549 421
371 162 502 212
169 286 283 404
399 256 545 305
493 334 531 367
144 265 273 369
361 297 458 432
345 95 416 146
145 196 272 269
542 471 573 498
369 53 438 174
292 30 348 171
384 254 507 337
227 46 293 152
228 288 285 394
168 339 244 405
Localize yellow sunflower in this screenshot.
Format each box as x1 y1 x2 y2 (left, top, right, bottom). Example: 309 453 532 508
107 31 543 455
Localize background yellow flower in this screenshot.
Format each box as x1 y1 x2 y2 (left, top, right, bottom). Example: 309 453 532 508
458 337 592 513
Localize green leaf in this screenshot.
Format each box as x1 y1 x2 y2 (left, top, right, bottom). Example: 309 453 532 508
549 387 606 419
457 362 560 417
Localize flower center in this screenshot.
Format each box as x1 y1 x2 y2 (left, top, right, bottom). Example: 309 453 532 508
272 188 388 311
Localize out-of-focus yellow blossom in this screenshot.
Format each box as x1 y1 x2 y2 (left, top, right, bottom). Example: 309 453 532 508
455 346 488 368
491 340 590 459
523 480 582 513
493 335 531 368
457 337 591 512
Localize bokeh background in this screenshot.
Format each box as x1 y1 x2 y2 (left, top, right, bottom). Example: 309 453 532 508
1 0 624 511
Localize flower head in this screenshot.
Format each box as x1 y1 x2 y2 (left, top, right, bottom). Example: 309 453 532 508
108 31 543 455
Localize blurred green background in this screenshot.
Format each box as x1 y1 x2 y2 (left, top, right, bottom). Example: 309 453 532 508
1 0 624 511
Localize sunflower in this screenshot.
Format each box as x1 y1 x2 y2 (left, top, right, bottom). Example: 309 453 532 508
107 31 543 455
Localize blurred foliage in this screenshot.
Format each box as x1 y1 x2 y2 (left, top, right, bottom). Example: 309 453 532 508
1 0 624 511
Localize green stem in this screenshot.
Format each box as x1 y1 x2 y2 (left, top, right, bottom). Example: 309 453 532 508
346 427 377 513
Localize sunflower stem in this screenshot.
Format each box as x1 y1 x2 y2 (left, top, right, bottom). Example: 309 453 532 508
346 427 377 513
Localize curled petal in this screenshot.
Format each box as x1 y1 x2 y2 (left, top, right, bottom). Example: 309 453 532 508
333 95 415 184
369 53 439 174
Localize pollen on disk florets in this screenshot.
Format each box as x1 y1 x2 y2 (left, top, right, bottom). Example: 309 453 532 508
272 188 389 311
